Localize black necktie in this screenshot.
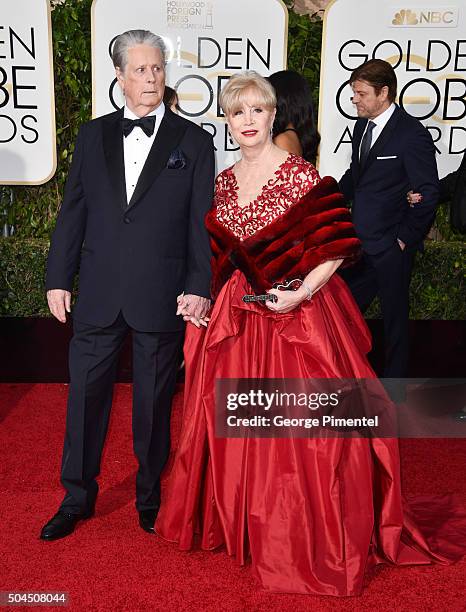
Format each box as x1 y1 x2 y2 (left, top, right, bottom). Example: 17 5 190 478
359 120 376 168
122 115 156 138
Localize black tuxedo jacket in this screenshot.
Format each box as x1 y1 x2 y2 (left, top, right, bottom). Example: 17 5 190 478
339 105 439 254
46 108 215 332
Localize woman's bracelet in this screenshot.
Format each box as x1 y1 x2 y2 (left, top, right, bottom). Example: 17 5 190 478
302 283 313 301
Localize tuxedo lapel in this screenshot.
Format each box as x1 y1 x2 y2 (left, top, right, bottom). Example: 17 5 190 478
358 106 402 177
128 111 187 209
102 109 127 211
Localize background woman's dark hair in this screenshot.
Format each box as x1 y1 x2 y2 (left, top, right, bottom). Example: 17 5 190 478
267 70 320 163
163 85 177 108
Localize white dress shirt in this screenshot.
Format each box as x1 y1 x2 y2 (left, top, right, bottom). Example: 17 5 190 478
123 102 165 203
360 102 396 157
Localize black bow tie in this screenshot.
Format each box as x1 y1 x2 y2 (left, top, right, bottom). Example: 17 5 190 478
122 115 156 137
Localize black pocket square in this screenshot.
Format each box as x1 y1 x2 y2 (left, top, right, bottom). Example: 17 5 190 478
166 149 187 169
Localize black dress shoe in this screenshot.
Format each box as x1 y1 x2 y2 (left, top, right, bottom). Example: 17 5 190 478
138 508 159 534
40 509 93 541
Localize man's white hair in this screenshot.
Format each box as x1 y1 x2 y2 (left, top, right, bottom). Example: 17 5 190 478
112 30 166 71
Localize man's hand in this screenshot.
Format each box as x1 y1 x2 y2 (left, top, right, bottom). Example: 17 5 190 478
176 293 211 328
397 238 406 251
47 289 71 323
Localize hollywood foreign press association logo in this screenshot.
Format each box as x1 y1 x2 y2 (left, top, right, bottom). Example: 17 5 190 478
166 1 213 30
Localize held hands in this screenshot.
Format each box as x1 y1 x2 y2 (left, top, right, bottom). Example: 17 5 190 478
177 293 211 328
407 190 423 207
265 285 310 314
47 289 71 323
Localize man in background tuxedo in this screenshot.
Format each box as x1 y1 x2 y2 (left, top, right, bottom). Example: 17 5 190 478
40 30 214 540
339 59 439 378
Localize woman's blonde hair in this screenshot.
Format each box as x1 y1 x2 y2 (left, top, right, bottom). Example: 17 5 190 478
219 71 276 116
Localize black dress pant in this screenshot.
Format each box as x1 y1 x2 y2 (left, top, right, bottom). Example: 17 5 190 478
60 312 183 514
340 242 416 378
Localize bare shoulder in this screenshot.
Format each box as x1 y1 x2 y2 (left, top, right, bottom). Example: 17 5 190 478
274 131 302 157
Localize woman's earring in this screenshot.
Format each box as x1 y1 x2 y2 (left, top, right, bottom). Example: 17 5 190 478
228 130 234 145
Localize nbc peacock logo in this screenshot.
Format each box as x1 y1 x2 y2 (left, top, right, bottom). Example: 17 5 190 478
390 7 458 27
392 9 419 25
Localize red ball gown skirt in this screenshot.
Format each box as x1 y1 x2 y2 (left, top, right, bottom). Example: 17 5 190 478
155 271 466 596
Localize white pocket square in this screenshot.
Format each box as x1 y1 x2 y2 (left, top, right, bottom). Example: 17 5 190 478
377 155 397 159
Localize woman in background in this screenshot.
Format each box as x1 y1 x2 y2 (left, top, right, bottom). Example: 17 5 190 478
163 85 179 113
408 151 466 233
268 69 320 163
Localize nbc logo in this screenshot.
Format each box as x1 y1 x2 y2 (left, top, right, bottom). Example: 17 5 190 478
391 8 458 27
392 9 418 25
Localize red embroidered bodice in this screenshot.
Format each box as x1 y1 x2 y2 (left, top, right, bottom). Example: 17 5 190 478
213 153 321 240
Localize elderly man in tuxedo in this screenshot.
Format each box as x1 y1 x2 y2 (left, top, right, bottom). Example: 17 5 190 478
339 59 439 378
40 30 214 540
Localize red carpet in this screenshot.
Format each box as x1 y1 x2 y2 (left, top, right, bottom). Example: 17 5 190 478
0 383 465 611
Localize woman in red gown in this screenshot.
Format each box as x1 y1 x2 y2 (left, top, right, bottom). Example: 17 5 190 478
155 72 465 596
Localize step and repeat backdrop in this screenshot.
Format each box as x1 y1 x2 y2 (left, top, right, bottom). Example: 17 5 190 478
0 0 56 185
0 0 464 182
318 0 466 178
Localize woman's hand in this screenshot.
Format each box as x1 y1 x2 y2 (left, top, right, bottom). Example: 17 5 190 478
264 259 343 314
265 286 309 313
407 190 423 207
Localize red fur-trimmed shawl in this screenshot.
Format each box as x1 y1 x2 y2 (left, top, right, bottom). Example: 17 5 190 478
205 176 361 298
